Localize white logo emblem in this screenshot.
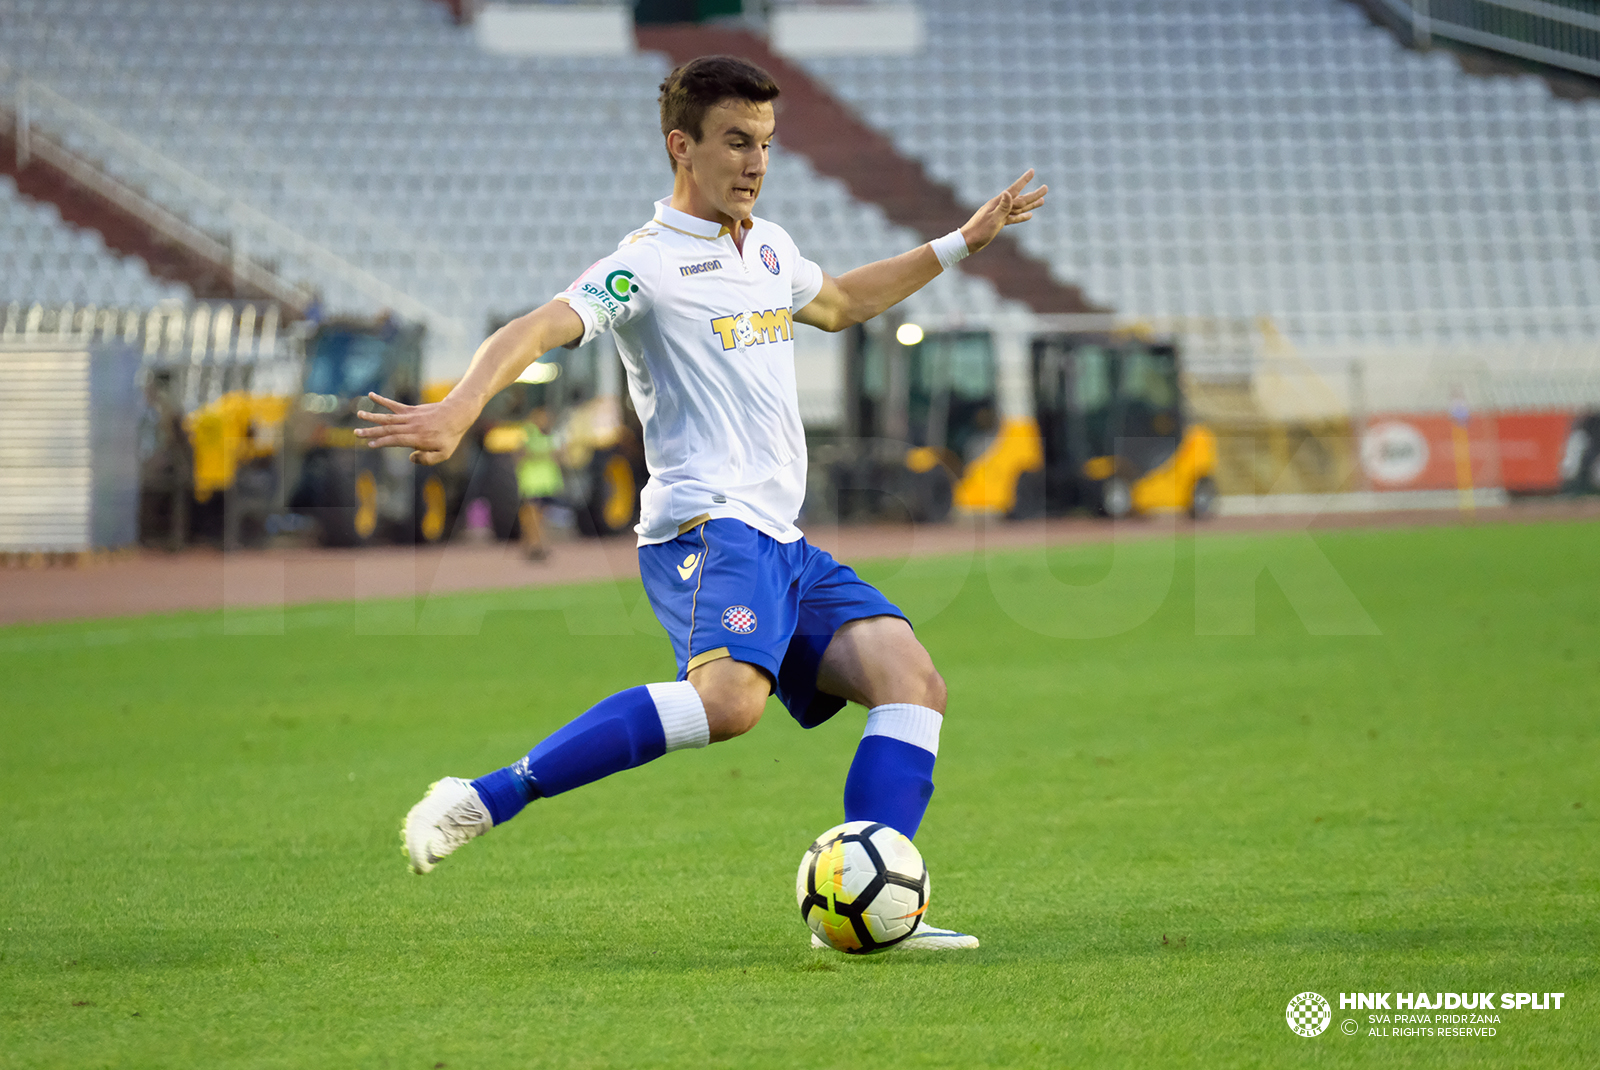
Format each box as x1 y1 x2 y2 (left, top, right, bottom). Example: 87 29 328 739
1286 992 1332 1037
732 312 757 348
1361 421 1429 485
676 553 701 581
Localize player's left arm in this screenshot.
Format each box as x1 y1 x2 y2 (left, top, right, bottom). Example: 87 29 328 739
794 170 1046 333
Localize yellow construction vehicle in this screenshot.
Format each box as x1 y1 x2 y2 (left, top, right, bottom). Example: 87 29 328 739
177 316 492 547
1009 332 1218 519
813 323 1217 523
175 309 647 548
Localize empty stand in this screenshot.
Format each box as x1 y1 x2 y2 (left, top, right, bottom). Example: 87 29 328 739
7 0 1595 373
791 0 1600 348
0 174 188 306
0 0 1008 375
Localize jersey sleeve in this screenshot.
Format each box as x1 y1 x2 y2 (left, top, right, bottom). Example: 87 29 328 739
790 247 825 312
554 239 660 347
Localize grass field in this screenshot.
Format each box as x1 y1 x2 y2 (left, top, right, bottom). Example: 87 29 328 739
2 520 1596 1068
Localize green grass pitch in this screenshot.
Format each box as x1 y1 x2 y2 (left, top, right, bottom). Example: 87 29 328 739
2 520 1595 1068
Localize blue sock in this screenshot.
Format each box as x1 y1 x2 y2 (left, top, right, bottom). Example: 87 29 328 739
842 704 942 839
471 682 707 825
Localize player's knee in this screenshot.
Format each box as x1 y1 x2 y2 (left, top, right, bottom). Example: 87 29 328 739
689 658 770 742
897 637 946 713
704 688 765 742
921 666 948 714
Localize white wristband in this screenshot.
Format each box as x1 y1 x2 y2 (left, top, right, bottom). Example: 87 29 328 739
930 229 969 271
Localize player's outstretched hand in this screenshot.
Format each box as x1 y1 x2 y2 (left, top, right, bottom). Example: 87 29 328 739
354 392 474 465
959 170 1048 255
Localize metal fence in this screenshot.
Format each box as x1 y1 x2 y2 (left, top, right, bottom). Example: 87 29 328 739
0 299 303 411
1368 0 1600 79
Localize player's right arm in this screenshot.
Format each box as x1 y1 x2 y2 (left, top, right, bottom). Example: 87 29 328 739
355 300 583 465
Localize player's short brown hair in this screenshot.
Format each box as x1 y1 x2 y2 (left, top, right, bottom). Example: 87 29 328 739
658 55 780 171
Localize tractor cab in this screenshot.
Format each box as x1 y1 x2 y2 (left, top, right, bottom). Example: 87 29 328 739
815 324 997 524
905 329 1002 471
285 317 466 546
1024 333 1217 518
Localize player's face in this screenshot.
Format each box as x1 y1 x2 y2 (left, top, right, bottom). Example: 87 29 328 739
683 99 774 224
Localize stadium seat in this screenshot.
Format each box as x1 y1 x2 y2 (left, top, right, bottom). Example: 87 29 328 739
7 0 1594 359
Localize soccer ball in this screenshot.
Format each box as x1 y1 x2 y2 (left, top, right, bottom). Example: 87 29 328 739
796 821 929 953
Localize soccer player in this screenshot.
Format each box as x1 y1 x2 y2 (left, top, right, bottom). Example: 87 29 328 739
356 56 1045 951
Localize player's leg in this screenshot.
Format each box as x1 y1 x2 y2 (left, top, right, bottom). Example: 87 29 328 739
816 615 946 839
402 519 790 874
403 677 711 873
404 664 772 874
775 555 977 951
813 616 976 950
687 656 770 741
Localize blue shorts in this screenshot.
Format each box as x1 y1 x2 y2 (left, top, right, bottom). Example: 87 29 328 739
638 518 906 728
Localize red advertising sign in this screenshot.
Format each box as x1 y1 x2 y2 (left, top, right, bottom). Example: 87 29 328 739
1361 411 1571 493
1493 412 1574 492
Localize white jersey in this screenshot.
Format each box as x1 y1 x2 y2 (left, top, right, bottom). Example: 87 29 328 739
556 199 826 546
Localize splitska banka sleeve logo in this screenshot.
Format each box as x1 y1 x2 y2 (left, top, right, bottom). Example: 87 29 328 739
570 261 644 332
605 270 640 302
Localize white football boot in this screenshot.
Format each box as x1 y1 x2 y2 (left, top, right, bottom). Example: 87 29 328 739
810 922 980 951
401 777 493 874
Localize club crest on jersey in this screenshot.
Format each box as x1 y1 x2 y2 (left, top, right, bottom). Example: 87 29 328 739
709 308 794 351
722 605 757 634
605 270 640 302
759 245 780 274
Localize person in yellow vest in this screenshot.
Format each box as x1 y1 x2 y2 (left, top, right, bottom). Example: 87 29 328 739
516 407 563 560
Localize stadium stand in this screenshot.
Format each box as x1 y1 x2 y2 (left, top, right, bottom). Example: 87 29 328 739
789 0 1600 348
4 0 1595 394
0 0 1009 375
0 172 188 307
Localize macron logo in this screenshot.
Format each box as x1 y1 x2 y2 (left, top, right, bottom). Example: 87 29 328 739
680 259 723 277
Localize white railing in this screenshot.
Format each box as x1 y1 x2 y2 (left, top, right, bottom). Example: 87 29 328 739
0 61 475 364
0 300 304 409
2 83 311 311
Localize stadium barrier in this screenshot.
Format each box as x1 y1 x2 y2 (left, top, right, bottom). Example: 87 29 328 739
0 301 303 557
0 338 140 556
0 300 300 409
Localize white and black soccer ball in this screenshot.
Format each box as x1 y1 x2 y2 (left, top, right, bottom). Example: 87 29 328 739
796 821 928 954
